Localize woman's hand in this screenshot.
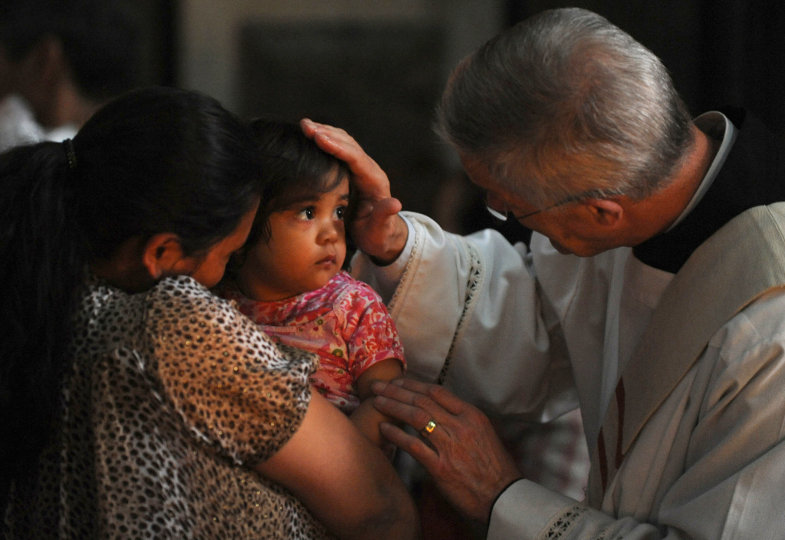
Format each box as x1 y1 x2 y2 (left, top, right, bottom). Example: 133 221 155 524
300 119 408 264
372 378 522 524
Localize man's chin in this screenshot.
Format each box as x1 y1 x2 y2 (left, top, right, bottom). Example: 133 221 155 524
550 240 601 257
550 240 572 255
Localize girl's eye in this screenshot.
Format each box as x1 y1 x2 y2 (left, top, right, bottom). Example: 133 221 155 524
297 207 316 220
335 206 347 220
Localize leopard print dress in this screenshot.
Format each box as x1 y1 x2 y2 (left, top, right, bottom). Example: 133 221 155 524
4 275 332 539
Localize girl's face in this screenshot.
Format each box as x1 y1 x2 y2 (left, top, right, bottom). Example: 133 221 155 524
238 175 349 301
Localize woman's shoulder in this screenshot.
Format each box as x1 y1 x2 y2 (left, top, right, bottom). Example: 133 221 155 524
148 274 216 302
146 275 242 324
147 275 317 369
148 275 255 335
145 276 319 463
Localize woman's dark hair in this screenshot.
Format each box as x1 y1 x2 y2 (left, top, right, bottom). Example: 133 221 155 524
228 118 352 273
0 86 259 509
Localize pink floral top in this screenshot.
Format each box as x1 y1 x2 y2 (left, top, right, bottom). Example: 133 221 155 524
218 271 405 413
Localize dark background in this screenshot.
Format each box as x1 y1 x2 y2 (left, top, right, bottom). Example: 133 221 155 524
140 0 785 235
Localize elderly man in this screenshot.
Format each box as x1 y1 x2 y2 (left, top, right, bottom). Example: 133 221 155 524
304 6 785 539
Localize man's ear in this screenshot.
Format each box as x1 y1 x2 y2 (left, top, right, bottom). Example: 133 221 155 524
585 198 624 227
142 233 186 280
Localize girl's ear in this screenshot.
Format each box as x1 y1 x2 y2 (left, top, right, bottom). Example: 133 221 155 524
141 233 187 279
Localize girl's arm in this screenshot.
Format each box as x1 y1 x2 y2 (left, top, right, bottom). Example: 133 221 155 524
350 358 405 448
254 386 418 540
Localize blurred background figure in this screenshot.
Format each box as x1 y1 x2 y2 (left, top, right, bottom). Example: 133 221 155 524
0 0 142 152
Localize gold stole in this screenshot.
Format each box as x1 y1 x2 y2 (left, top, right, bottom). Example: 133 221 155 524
588 203 785 505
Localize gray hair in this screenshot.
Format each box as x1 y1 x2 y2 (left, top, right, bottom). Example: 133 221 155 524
435 7 694 207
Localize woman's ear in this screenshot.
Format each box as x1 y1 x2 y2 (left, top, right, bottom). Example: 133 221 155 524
142 233 187 279
585 198 624 227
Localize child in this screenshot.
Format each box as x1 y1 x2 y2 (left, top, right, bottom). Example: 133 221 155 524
216 118 405 449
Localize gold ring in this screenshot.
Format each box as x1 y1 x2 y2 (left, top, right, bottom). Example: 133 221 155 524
422 419 437 435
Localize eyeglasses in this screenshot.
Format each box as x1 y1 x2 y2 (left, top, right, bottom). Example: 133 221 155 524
485 193 585 222
485 188 623 222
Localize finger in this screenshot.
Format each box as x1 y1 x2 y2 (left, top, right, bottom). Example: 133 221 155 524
372 392 435 433
388 378 467 416
370 197 403 220
301 121 381 173
300 120 362 161
300 118 350 141
301 119 393 202
372 382 455 443
374 392 456 451
373 379 430 407
352 200 375 221
378 422 441 470
352 197 400 222
300 117 316 137
307 129 344 158
312 138 390 199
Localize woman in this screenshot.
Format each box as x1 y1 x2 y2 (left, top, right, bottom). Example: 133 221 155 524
0 87 417 539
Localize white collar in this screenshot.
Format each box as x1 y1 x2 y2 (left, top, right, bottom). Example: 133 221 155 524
666 111 738 231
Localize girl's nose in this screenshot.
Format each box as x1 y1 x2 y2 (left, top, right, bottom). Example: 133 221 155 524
318 220 342 243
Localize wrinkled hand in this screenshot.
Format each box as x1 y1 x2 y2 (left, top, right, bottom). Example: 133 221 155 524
372 378 522 523
300 119 407 264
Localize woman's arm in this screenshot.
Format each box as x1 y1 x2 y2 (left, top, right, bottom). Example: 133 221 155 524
255 388 419 540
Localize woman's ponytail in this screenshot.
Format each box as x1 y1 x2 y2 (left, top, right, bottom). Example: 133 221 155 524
0 141 87 509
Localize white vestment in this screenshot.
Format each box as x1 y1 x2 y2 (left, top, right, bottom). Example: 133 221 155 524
355 206 785 539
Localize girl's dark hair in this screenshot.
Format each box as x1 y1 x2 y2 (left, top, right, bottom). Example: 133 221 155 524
0 86 259 508
228 118 352 273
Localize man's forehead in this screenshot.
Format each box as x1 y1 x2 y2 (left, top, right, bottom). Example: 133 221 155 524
460 154 500 188
460 153 532 203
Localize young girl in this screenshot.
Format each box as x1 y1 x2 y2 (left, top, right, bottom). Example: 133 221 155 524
1 88 417 539
216 118 405 449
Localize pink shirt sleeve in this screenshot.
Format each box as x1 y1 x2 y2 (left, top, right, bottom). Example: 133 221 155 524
339 280 405 380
